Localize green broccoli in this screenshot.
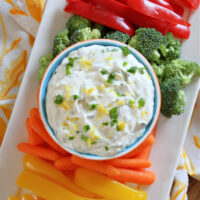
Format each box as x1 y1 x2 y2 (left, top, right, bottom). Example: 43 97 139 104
104 31 130 43
53 29 70 56
93 23 110 36
70 27 101 45
160 76 185 118
128 28 167 63
152 63 165 82
38 53 53 81
66 15 92 36
163 59 200 85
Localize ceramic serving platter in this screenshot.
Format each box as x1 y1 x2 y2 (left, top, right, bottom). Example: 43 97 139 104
0 0 199 199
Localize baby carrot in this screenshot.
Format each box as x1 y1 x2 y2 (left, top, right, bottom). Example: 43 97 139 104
110 169 156 185
71 156 120 177
29 107 40 117
107 158 151 169
29 114 68 156
26 118 44 146
121 135 155 158
18 143 60 161
54 156 78 171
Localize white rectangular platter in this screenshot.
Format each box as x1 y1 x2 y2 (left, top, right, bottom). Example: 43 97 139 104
0 0 199 199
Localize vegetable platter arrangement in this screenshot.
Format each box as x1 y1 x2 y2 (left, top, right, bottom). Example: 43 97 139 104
0 0 200 200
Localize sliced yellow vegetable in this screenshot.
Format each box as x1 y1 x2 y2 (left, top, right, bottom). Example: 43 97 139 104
8 196 21 200
21 194 36 200
74 168 147 200
16 170 95 200
23 154 98 198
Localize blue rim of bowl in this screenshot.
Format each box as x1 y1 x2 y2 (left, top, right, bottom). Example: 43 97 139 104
39 39 161 160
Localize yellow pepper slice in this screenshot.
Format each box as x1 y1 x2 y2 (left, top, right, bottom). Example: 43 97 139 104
74 168 147 200
8 196 21 200
16 170 96 200
21 194 37 200
23 154 97 198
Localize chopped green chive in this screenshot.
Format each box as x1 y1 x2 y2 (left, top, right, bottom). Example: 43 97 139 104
102 122 109 126
100 70 107 75
111 48 118 52
139 68 145 74
76 131 80 134
73 94 80 100
122 46 130 57
138 98 145 108
116 125 120 131
127 67 137 74
91 141 97 145
89 104 98 110
54 95 63 104
81 135 88 141
123 62 128 67
105 146 109 151
65 57 78 75
107 72 116 84
83 125 90 132
69 136 75 140
129 99 134 107
109 107 118 120
110 119 118 127
117 92 125 97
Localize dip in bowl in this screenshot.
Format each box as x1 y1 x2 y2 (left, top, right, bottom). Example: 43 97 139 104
39 39 161 160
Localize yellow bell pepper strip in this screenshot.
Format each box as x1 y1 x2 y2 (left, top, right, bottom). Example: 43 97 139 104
21 194 37 200
8 196 21 200
22 154 98 198
16 170 97 200
74 168 147 200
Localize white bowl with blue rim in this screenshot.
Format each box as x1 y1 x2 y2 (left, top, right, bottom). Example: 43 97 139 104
39 39 161 160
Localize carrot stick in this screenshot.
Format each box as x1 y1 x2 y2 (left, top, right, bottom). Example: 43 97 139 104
107 158 151 169
29 107 40 117
110 168 156 185
121 134 155 158
55 156 78 171
17 143 61 161
26 118 44 146
29 114 68 156
71 156 120 177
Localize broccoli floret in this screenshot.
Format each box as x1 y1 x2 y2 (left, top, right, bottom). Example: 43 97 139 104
152 63 165 82
53 29 70 56
164 59 200 85
159 32 181 61
160 76 185 118
104 31 130 43
128 28 167 63
93 23 110 36
70 27 101 44
38 53 53 81
66 15 92 36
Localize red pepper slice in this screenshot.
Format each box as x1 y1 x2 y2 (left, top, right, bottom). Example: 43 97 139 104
169 2 184 17
169 24 190 39
173 0 194 9
127 0 188 26
115 0 127 4
149 0 173 10
184 0 200 9
85 0 170 34
64 0 134 36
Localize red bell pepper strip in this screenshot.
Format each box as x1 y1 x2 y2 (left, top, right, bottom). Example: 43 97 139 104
184 0 200 9
169 2 184 17
173 0 193 9
149 0 173 10
85 0 170 34
115 0 127 4
64 0 134 36
169 24 190 39
127 0 188 26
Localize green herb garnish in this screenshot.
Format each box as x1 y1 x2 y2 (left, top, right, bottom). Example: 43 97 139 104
116 125 120 131
127 67 137 74
105 146 109 151
89 104 98 110
110 119 118 127
129 99 134 107
111 48 118 52
76 131 80 134
81 135 88 141
139 68 145 74
117 92 125 97
91 141 97 145
73 94 80 100
109 107 118 120
138 98 145 108
107 72 116 83
122 46 130 57
69 136 75 140
123 62 128 67
83 125 90 132
54 95 63 104
100 70 107 75
65 57 78 75
102 122 109 126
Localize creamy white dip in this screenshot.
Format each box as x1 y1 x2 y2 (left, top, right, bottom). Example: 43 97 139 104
46 45 154 156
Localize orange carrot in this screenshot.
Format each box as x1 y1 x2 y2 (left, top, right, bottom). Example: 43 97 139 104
54 156 78 171
71 156 120 177
110 168 156 185
29 114 68 156
17 143 61 161
29 107 40 117
26 118 44 146
121 135 155 159
107 158 151 169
